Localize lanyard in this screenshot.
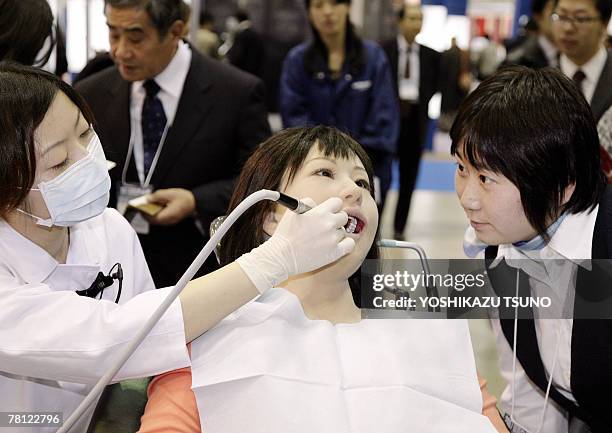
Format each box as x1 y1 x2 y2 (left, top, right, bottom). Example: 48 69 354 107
121 118 170 189
510 268 561 433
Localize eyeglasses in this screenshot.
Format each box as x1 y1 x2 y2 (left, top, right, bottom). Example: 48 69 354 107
551 13 601 26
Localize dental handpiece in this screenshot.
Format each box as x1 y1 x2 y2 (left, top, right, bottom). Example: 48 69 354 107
276 192 312 214
276 193 351 233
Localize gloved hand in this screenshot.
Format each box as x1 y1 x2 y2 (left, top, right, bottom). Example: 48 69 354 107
236 197 354 293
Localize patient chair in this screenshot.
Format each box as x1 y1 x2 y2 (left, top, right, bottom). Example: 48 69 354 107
86 378 150 433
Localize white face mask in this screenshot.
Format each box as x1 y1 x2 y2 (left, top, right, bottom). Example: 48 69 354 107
18 134 111 227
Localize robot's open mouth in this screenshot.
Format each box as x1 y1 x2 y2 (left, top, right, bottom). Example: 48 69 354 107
345 215 365 234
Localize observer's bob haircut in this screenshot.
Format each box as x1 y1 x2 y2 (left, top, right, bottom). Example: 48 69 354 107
0 62 95 219
450 66 606 237
219 125 379 306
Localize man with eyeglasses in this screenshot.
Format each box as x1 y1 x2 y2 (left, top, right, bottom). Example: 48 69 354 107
552 0 611 125
553 0 612 182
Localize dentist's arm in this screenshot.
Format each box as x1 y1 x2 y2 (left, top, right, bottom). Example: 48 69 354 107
178 197 353 342
0 198 351 384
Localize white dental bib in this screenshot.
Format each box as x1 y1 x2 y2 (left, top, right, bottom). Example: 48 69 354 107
190 288 496 433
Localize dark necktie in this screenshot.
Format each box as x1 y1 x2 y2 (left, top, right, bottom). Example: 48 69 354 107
404 45 411 79
572 69 586 95
141 79 167 176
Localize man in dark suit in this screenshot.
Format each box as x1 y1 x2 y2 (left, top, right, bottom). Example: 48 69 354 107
438 37 470 132
227 9 265 79
504 0 559 68
552 0 612 180
382 4 440 240
76 0 270 288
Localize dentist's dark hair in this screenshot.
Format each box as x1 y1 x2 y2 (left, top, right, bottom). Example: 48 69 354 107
220 125 379 307
0 62 95 219
0 0 55 66
450 66 605 238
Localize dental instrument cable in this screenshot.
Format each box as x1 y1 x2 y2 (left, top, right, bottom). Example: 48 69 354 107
58 190 311 432
378 239 440 312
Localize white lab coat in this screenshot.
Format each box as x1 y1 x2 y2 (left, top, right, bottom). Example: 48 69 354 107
190 288 497 433
0 209 190 432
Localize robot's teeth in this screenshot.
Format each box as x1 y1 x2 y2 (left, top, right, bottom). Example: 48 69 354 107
345 216 357 233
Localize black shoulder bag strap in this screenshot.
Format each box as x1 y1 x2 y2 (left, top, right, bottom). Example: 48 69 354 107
484 246 591 422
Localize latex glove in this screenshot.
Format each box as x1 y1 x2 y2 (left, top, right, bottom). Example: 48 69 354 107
237 197 354 293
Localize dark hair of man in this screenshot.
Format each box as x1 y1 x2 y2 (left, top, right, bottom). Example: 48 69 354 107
525 17 539 32
219 126 379 306
199 11 214 26
179 1 190 26
104 0 187 38
235 10 249 23
450 66 606 238
531 0 549 15
553 0 612 23
397 4 420 19
0 0 54 66
0 62 95 219
302 0 365 77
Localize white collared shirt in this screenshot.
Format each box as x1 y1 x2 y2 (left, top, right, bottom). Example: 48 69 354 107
538 35 559 68
491 207 599 433
560 47 607 104
397 34 420 102
129 40 192 185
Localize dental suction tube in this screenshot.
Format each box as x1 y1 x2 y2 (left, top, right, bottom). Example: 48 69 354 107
59 190 310 432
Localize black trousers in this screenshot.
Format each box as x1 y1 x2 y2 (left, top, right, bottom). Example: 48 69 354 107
394 102 424 234
366 148 393 212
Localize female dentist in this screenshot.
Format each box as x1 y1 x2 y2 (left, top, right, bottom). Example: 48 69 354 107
0 63 354 431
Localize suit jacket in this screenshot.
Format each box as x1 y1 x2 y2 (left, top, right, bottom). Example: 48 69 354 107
76 49 271 287
438 46 469 114
228 27 265 78
502 36 551 69
382 38 440 144
590 50 612 183
591 50 612 123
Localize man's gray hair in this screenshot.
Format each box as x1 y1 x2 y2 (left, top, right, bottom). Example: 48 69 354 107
105 0 190 37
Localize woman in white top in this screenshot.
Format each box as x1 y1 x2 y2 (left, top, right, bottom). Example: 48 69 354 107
0 63 354 431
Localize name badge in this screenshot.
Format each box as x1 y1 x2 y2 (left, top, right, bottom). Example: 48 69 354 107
118 183 153 234
351 80 372 91
400 79 419 102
